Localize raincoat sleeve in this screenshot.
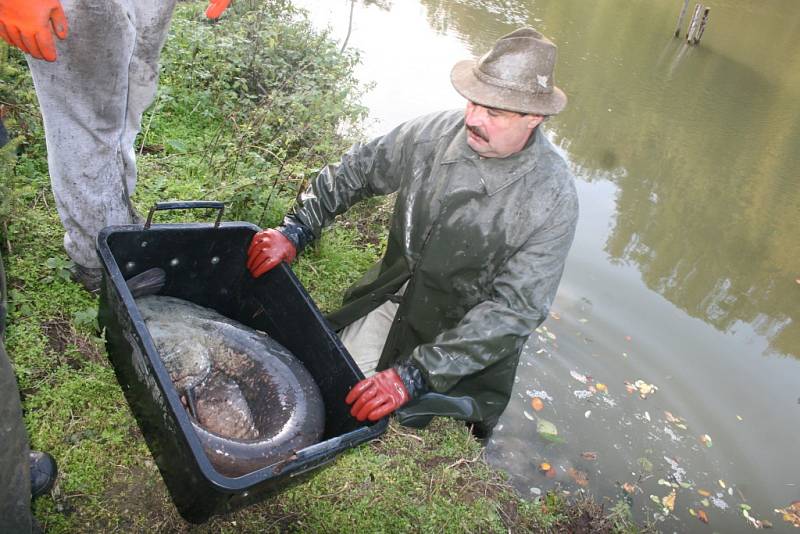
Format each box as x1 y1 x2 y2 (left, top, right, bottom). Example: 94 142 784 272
288 120 417 240
411 184 579 393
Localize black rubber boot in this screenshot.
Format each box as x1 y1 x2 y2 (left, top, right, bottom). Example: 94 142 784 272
29 451 57 499
69 264 103 294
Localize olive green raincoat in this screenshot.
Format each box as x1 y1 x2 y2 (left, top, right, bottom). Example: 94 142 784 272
292 110 578 428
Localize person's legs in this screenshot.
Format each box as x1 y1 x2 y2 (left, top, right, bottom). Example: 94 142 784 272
0 339 33 533
26 0 175 273
27 0 138 270
339 297 400 376
122 0 178 199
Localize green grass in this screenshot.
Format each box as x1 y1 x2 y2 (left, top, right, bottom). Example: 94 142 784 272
0 2 642 532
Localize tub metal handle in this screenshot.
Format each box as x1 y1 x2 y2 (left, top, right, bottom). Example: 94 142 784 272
144 201 226 230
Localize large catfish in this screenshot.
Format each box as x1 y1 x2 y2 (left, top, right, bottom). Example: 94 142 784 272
127 268 325 477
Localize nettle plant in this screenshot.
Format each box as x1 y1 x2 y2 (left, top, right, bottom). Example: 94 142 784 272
158 0 369 226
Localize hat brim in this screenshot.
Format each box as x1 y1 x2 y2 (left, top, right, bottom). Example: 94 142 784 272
450 59 567 116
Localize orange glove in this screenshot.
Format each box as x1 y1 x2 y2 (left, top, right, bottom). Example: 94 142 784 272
345 369 411 422
205 0 231 20
246 228 297 278
0 0 68 62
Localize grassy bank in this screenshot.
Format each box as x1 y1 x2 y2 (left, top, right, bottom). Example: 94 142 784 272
0 2 639 532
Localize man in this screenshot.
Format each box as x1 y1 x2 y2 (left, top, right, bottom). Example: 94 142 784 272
0 0 231 292
247 28 578 435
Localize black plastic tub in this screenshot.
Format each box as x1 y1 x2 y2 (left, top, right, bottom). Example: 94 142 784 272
97 202 386 523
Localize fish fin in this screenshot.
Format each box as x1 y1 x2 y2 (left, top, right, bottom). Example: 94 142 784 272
126 267 167 298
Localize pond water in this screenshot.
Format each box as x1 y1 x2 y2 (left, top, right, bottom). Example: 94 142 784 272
296 0 800 530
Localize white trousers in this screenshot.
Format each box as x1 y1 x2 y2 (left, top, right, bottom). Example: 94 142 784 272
339 282 406 376
27 0 177 268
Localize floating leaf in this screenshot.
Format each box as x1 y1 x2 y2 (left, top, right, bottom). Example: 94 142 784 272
701 498 710 507
544 466 557 478
697 509 709 523
595 383 608 393
700 434 713 448
567 467 589 487
775 500 800 527
622 482 637 494
539 462 551 472
531 397 544 412
524 410 535 421
584 410 592 418
570 370 589 384
719 479 727 489
650 495 661 505
698 489 711 497
662 489 676 512
580 451 598 461
637 457 654 472
664 411 688 429
537 418 558 436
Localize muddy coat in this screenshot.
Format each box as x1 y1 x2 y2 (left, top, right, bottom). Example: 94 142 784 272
292 110 578 427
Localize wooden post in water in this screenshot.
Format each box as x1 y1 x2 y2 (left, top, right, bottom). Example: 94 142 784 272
694 8 711 44
674 0 690 38
686 4 703 44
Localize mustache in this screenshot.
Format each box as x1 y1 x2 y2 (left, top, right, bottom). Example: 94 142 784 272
466 125 488 142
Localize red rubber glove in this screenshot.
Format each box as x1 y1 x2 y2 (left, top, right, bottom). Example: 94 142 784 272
205 0 231 20
345 369 410 422
247 228 297 278
0 0 68 62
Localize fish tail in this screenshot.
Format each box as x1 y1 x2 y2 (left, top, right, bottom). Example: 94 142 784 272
126 267 167 298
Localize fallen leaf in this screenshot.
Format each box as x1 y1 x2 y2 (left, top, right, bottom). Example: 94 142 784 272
595 383 608 393
539 462 551 472
662 489 676 512
698 489 711 497
633 379 658 399
697 509 709 523
775 500 800 527
580 451 598 461
537 418 557 435
567 467 589 487
570 370 589 384
664 410 687 429
700 434 713 448
531 397 545 411
622 482 637 494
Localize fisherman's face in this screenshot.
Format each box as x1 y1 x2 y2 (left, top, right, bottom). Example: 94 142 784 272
464 101 544 158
